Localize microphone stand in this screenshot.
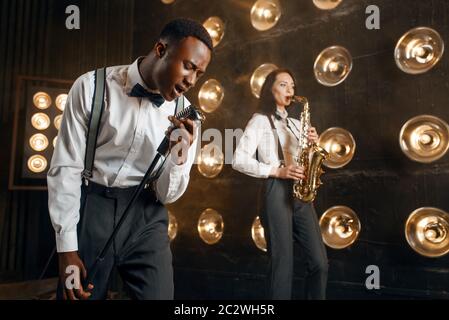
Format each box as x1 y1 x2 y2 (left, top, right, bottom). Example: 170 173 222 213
81 105 204 291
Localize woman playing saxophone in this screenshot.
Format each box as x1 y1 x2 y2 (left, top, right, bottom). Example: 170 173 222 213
232 69 328 299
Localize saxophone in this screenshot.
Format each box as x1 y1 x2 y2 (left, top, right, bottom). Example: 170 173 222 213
292 96 329 202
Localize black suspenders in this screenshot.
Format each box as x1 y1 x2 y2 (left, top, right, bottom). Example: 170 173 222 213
82 67 184 184
267 114 285 164
82 68 106 181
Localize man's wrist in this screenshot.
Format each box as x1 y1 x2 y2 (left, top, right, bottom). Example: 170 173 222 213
55 231 78 253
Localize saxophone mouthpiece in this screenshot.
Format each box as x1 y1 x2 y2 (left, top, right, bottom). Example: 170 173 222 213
292 95 308 105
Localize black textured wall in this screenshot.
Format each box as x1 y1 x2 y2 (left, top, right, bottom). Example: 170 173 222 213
0 0 134 281
133 0 449 299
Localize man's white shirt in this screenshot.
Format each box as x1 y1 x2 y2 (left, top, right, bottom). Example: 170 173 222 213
47 58 199 253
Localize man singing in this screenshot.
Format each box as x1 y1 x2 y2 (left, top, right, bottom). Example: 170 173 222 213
48 18 213 300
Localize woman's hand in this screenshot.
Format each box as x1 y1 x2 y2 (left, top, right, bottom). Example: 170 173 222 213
307 127 319 144
273 165 306 180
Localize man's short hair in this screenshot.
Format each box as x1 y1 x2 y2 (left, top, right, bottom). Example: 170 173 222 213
160 18 213 52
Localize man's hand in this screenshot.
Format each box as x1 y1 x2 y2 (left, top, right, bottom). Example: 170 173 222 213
273 165 306 180
167 116 196 165
307 127 319 144
58 251 93 300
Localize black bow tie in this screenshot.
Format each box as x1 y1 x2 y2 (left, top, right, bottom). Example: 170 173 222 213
129 83 165 107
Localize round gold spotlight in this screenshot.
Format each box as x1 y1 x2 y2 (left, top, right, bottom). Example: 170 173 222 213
54 115 62 130
33 92 51 109
395 27 444 74
318 127 356 168
319 206 361 249
314 46 353 86
29 133 49 152
53 136 58 148
168 211 178 241
198 79 224 113
27 155 48 173
250 0 281 31
55 94 68 111
161 0 175 4
405 207 449 258
313 0 342 10
399 115 449 163
197 208 224 245
251 216 267 252
197 144 224 178
250 63 278 98
31 113 51 130
203 16 225 47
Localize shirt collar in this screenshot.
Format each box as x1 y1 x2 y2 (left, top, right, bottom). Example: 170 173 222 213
275 107 288 120
125 57 160 95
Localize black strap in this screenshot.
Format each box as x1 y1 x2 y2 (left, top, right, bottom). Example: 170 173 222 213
267 114 285 162
82 67 106 180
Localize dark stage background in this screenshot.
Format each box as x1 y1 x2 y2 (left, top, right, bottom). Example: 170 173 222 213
1 0 448 299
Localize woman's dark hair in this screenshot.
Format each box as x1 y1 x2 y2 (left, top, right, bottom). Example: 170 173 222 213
258 68 297 115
